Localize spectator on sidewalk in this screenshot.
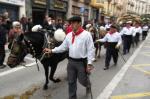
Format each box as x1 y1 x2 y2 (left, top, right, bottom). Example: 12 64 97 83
8 21 23 44
8 21 26 63
56 19 63 29
0 15 7 69
27 17 33 32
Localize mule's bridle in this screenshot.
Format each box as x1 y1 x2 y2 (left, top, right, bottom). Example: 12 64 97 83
22 30 52 71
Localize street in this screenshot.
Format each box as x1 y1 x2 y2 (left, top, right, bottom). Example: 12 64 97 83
0 34 149 99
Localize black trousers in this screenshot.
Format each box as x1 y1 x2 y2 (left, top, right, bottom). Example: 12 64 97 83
105 48 118 67
105 42 118 68
67 58 90 99
123 35 133 54
134 33 140 46
142 31 148 40
0 46 5 65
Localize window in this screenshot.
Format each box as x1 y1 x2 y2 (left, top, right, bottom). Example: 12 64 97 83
72 6 81 16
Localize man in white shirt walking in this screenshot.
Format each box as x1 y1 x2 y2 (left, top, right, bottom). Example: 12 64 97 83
96 25 122 70
132 22 142 46
43 16 95 99
142 24 149 40
120 21 134 55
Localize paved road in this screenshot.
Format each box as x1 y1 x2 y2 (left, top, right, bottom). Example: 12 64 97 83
0 34 149 99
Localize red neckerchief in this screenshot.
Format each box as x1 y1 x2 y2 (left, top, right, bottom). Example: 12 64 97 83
109 31 114 35
72 27 84 44
109 32 112 35
66 25 72 34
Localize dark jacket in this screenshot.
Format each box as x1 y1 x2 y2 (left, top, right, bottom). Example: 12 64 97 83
0 24 7 46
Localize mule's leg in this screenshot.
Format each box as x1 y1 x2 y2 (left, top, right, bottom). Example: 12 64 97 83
49 64 61 83
98 44 102 58
43 65 49 90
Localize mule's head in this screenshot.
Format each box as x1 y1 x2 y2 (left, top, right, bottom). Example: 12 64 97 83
7 34 27 68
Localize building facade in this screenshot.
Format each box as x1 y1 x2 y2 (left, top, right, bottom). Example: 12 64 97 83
67 0 92 24
146 0 150 14
0 0 26 21
26 0 68 24
126 0 147 15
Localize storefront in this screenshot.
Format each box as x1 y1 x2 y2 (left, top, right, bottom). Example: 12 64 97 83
91 7 99 22
0 0 25 21
32 0 46 24
49 0 68 20
32 0 68 24
71 0 90 24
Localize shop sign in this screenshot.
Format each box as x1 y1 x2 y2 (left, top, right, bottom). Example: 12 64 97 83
34 0 46 5
54 0 64 9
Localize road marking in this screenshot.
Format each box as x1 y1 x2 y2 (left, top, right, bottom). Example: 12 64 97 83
133 66 150 75
132 64 150 67
111 92 150 99
96 36 147 99
132 64 150 75
145 42 150 44
141 52 150 57
0 62 36 77
143 45 150 48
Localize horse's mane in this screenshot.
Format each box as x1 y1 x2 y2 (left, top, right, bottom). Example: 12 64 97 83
24 32 44 44
24 32 45 55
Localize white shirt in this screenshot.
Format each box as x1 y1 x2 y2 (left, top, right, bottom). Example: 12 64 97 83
52 30 95 65
142 26 149 31
120 27 134 35
132 27 142 37
105 24 112 29
97 32 122 46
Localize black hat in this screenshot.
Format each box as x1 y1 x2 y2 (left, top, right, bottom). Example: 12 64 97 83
68 16 82 22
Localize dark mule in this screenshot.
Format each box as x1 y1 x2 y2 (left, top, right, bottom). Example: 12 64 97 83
7 31 68 90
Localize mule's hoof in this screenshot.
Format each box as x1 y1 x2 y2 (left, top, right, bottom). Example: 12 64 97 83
50 78 61 83
54 78 61 83
97 55 100 58
43 85 48 90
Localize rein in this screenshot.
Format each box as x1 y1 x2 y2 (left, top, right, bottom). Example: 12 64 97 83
22 36 40 71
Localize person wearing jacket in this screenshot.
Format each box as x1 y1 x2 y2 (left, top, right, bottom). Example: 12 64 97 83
0 15 7 69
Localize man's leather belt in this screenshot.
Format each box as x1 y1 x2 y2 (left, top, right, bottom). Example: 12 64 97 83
69 57 87 62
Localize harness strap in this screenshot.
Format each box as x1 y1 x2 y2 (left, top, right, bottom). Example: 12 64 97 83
35 58 40 71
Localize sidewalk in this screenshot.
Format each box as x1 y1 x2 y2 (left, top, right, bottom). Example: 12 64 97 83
98 33 150 99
